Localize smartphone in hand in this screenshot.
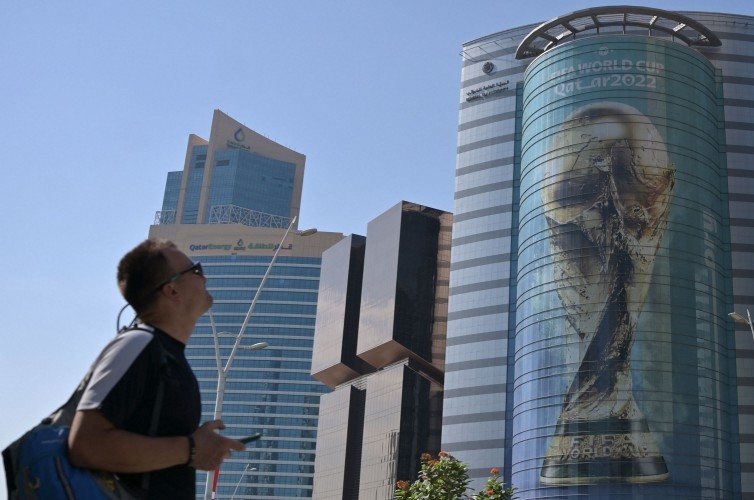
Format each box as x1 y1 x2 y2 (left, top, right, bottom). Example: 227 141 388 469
239 433 262 444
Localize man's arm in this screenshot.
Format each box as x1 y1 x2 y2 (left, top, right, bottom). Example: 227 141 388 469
68 410 245 473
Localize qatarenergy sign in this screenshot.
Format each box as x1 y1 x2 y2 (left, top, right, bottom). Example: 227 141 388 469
188 240 293 253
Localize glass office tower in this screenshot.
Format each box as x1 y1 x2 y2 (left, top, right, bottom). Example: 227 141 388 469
149 110 343 499
156 110 304 229
311 201 452 499
446 7 754 499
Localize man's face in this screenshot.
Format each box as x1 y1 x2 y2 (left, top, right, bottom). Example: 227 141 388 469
162 247 213 316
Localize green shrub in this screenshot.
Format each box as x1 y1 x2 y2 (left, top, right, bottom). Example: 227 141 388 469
394 452 516 500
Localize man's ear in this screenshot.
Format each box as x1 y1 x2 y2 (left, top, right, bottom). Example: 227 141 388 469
159 282 180 302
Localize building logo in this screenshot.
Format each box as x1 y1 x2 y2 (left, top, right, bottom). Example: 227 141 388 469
188 241 293 252
598 46 609 56
189 243 232 252
465 80 511 102
227 128 251 151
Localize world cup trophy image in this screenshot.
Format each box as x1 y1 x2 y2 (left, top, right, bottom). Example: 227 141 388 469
539 102 674 484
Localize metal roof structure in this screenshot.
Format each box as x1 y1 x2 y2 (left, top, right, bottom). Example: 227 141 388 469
516 6 721 59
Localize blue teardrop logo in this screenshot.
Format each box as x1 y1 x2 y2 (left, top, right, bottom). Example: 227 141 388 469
234 128 246 142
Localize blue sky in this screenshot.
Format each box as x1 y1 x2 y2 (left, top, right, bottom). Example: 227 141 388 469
2 1 752 493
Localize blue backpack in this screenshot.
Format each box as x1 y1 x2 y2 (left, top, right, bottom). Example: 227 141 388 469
11 425 132 499
2 328 166 499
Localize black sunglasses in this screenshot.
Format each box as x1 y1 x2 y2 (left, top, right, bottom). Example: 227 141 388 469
153 262 204 292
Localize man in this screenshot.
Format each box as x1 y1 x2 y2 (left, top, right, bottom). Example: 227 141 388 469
68 239 245 498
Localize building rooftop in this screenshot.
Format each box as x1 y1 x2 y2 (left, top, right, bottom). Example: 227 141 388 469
515 5 721 59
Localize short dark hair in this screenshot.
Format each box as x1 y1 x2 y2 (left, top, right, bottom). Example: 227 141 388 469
117 239 177 313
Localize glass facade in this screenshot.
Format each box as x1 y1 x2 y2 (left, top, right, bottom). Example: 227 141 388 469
310 202 451 499
161 170 183 212
312 385 365 500
355 203 402 359
356 202 446 375
357 362 442 500
394 211 441 361
443 23 531 487
311 235 370 388
515 35 736 498
447 8 754 500
208 148 296 220
188 255 329 499
181 145 208 224
160 109 305 230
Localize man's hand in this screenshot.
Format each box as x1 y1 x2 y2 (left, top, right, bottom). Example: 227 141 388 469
190 420 246 471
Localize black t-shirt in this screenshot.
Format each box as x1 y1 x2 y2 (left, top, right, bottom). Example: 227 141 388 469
78 326 201 499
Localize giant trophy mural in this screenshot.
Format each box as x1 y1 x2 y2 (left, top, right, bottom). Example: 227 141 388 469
539 102 675 484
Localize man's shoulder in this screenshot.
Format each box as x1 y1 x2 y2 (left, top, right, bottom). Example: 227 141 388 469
118 324 157 342
115 326 155 343
77 327 158 411
100 326 157 363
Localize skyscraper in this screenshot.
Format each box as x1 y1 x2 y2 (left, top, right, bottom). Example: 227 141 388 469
157 109 305 228
150 110 343 499
310 201 452 499
446 6 754 499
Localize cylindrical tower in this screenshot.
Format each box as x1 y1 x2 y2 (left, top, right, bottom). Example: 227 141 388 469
515 35 735 498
